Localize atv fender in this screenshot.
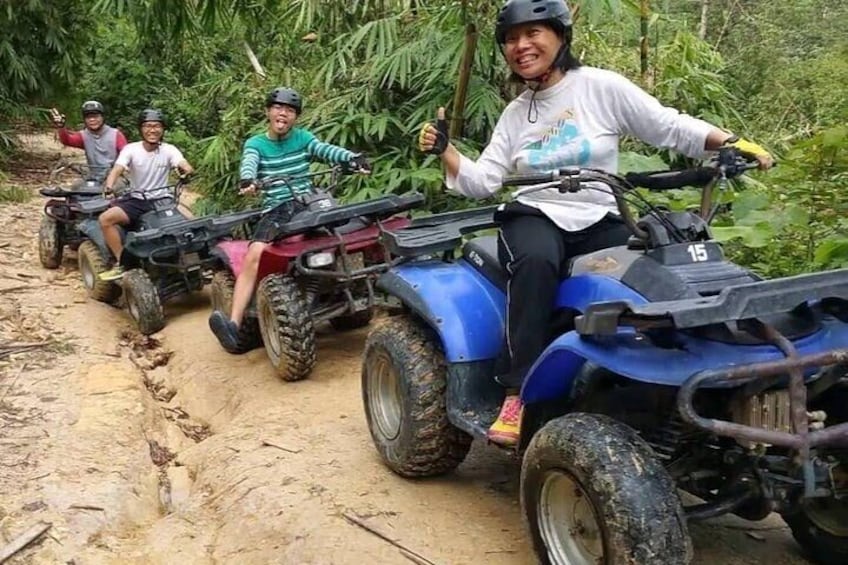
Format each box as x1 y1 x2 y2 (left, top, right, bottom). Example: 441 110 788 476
210 241 236 272
78 218 121 258
521 317 848 404
213 240 248 276
377 259 505 362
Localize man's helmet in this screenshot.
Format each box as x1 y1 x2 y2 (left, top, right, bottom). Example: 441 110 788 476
265 87 302 114
81 100 104 117
137 108 167 128
495 0 573 44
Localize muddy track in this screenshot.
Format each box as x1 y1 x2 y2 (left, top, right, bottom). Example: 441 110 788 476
0 136 814 564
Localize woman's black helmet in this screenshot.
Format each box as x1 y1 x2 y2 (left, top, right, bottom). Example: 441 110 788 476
495 0 573 44
81 100 104 117
265 87 302 114
137 108 166 128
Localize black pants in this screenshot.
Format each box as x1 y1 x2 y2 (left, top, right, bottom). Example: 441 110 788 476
495 203 632 389
251 200 306 243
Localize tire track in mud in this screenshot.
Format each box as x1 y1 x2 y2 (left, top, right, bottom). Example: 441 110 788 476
120 330 211 518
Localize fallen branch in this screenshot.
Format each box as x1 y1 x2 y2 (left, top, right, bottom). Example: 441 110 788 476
0 362 27 403
342 512 436 565
261 439 301 454
0 285 34 294
0 342 52 360
0 521 52 563
68 504 104 512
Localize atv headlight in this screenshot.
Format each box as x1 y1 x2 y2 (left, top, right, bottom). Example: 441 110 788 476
307 251 335 268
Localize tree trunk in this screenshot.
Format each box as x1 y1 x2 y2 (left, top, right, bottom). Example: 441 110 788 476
699 0 710 39
639 0 650 84
451 2 477 139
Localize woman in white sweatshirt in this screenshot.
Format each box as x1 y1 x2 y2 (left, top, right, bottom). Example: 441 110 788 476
417 0 774 447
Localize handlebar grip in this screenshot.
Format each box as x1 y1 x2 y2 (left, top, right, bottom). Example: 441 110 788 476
624 168 716 191
502 171 557 187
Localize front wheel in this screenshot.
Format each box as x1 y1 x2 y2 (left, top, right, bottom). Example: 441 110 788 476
784 383 848 564
521 413 692 565
784 498 848 565
38 216 63 269
362 316 472 478
123 269 165 335
256 274 316 381
78 240 121 304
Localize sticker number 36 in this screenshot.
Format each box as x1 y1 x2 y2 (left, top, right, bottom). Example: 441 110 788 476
687 243 708 262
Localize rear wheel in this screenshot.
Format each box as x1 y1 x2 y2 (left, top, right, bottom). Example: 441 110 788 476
521 413 692 565
362 316 472 477
78 241 121 304
256 274 316 381
38 216 63 269
123 269 165 335
210 270 262 353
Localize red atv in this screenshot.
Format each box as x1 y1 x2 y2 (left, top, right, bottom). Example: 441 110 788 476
210 167 424 381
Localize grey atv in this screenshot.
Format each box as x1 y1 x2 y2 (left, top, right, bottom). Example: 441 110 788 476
80 178 262 334
37 162 114 269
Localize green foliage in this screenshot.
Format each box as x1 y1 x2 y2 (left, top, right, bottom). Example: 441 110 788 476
0 0 94 154
0 184 32 204
716 126 848 277
10 0 847 282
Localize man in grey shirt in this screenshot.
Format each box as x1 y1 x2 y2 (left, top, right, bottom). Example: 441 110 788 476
50 101 128 184
99 108 194 280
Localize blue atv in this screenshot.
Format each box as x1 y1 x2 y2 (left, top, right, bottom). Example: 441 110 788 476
361 148 848 564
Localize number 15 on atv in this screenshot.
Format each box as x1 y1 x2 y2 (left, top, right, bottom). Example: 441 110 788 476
363 148 848 565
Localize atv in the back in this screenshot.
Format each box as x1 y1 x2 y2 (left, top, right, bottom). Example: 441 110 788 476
80 178 262 334
211 166 424 380
37 161 113 269
363 148 848 564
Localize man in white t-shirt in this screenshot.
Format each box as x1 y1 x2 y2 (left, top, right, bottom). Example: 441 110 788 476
98 108 194 280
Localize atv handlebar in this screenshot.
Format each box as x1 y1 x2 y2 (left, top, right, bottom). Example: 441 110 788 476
252 164 370 193
117 176 190 202
503 148 760 241
48 161 112 185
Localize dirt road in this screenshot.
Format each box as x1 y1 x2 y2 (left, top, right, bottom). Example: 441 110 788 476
0 138 814 564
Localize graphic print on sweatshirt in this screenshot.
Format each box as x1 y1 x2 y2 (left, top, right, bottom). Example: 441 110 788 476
522 110 591 171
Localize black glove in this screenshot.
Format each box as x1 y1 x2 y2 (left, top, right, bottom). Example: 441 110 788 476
417 111 449 156
178 172 193 185
346 154 372 174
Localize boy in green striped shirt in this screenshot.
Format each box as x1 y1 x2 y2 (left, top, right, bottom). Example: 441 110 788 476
209 87 370 353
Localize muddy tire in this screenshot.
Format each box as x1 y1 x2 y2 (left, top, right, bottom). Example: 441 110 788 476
329 309 373 332
256 274 316 381
210 270 262 353
784 384 848 565
784 499 848 565
38 216 63 269
521 413 692 565
123 269 165 335
78 240 121 304
362 316 472 478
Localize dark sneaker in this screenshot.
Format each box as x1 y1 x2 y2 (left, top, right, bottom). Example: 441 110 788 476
208 310 240 354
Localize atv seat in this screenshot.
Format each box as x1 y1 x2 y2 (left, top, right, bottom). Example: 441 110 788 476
463 236 508 291
139 204 189 230
74 198 110 214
